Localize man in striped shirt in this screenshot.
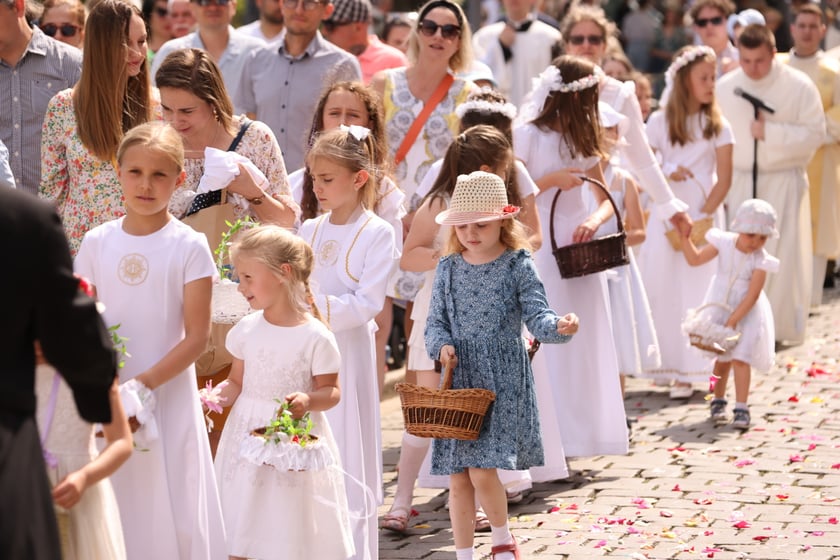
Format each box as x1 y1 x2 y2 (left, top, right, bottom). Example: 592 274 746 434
0 0 82 195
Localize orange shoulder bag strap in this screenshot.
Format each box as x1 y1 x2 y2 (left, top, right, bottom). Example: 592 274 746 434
393 73 455 166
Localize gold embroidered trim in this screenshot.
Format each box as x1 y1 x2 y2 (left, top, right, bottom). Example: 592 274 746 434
345 216 374 283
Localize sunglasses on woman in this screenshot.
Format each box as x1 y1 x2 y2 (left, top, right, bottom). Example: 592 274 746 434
40 23 81 37
418 19 461 40
694 16 724 27
567 34 604 46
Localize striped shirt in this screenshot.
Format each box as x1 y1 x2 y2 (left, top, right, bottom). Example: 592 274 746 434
0 27 82 194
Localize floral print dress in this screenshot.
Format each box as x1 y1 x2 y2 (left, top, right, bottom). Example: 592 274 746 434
424 249 572 474
168 117 291 220
40 89 128 255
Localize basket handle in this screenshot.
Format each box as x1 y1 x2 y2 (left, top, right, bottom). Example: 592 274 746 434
548 176 626 254
441 361 455 391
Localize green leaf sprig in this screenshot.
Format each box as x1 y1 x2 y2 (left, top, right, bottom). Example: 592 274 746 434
214 217 257 280
261 400 315 447
108 324 130 369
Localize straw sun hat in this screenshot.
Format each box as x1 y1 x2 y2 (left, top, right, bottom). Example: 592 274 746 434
730 198 779 238
435 171 520 226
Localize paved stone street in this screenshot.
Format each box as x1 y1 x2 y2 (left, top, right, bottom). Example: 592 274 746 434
378 285 840 559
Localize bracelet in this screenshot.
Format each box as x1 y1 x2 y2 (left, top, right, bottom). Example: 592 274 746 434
247 192 266 205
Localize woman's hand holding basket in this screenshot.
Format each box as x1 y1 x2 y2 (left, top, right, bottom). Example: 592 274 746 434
439 345 458 371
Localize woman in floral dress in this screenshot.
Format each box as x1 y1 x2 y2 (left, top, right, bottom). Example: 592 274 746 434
40 0 156 255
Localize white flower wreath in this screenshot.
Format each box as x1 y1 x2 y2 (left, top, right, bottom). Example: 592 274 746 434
519 64 603 123
455 99 517 120
664 46 716 91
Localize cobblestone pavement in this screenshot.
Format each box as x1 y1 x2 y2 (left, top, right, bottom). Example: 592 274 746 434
378 285 840 559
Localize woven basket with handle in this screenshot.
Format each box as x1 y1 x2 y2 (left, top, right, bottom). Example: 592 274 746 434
395 363 495 440
684 302 741 355
550 176 629 278
664 176 714 251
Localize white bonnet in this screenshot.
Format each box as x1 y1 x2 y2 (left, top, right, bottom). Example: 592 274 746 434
730 198 778 238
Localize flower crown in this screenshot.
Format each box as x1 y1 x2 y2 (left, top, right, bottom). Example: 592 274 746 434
665 46 716 90
529 64 603 116
455 98 517 120
339 124 371 141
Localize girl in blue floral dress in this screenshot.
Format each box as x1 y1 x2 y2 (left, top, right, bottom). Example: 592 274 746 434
424 171 579 560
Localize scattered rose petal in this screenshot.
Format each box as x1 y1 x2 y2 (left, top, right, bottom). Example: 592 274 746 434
672 484 681 491
566 503 579 511
788 394 799 402
631 498 651 509
789 454 804 463
828 517 838 525
627 526 642 535
753 536 771 542
735 458 756 467
733 521 751 529
661 530 677 539
806 364 830 377
810 531 825 537
660 510 673 518
668 446 687 453
704 530 714 536
593 539 607 548
807 443 817 451
776 494 789 501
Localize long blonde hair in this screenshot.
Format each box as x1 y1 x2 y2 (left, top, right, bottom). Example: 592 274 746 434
74 0 153 161
229 225 326 325
665 46 723 146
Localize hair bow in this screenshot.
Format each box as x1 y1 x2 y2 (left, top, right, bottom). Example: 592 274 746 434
340 124 371 141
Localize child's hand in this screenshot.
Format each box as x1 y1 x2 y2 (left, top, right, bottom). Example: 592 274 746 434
439 345 457 370
572 216 601 243
52 470 88 509
557 313 579 336
285 392 311 420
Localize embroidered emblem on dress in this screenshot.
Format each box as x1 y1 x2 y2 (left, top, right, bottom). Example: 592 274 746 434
118 253 149 285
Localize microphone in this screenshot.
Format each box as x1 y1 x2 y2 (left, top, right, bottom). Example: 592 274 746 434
734 87 775 114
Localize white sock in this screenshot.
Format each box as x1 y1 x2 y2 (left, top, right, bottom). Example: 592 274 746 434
734 402 749 411
490 524 515 560
391 432 430 511
455 547 474 560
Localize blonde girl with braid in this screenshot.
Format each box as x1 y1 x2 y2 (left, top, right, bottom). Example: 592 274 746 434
212 224 354 560
299 125 399 560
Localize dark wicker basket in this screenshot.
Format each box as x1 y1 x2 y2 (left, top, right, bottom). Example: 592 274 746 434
395 363 495 440
550 176 629 278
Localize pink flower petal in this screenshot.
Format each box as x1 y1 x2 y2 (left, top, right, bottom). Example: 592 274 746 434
789 454 804 463
672 484 681 491
733 521 751 529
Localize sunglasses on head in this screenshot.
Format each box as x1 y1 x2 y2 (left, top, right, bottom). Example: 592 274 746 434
40 23 81 37
567 34 603 46
193 0 230 6
154 7 168 16
418 19 461 40
695 16 724 27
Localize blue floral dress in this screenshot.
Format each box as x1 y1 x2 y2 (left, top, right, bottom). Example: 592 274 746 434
425 249 572 475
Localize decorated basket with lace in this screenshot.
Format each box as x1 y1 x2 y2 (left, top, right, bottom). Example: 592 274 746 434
240 402 335 472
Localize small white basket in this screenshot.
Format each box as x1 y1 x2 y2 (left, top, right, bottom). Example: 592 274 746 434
682 303 741 355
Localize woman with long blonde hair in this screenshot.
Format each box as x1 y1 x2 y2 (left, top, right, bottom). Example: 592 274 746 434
40 0 155 254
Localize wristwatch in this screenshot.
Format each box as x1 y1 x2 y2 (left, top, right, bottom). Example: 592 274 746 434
248 192 266 205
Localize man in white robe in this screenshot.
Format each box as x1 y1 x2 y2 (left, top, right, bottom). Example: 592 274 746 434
472 0 561 106
718 24 825 345
778 4 840 306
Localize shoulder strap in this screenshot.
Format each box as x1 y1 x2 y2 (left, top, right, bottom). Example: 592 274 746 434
227 118 252 152
394 74 455 166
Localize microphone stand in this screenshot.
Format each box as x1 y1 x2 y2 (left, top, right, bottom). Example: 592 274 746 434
752 105 759 199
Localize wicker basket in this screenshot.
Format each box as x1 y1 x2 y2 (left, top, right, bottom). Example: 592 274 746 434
683 303 741 355
395 363 496 440
663 177 714 251
550 176 629 279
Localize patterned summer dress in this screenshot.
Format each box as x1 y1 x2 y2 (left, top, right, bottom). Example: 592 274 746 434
424 249 571 474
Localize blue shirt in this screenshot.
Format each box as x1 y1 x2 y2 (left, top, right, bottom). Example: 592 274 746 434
151 27 265 115
0 27 82 194
235 31 361 171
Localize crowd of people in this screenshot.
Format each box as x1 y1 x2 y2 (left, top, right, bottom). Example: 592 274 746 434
2 0 839 559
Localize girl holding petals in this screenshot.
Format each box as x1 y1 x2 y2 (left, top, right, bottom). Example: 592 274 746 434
212 225 353 559
639 45 734 398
